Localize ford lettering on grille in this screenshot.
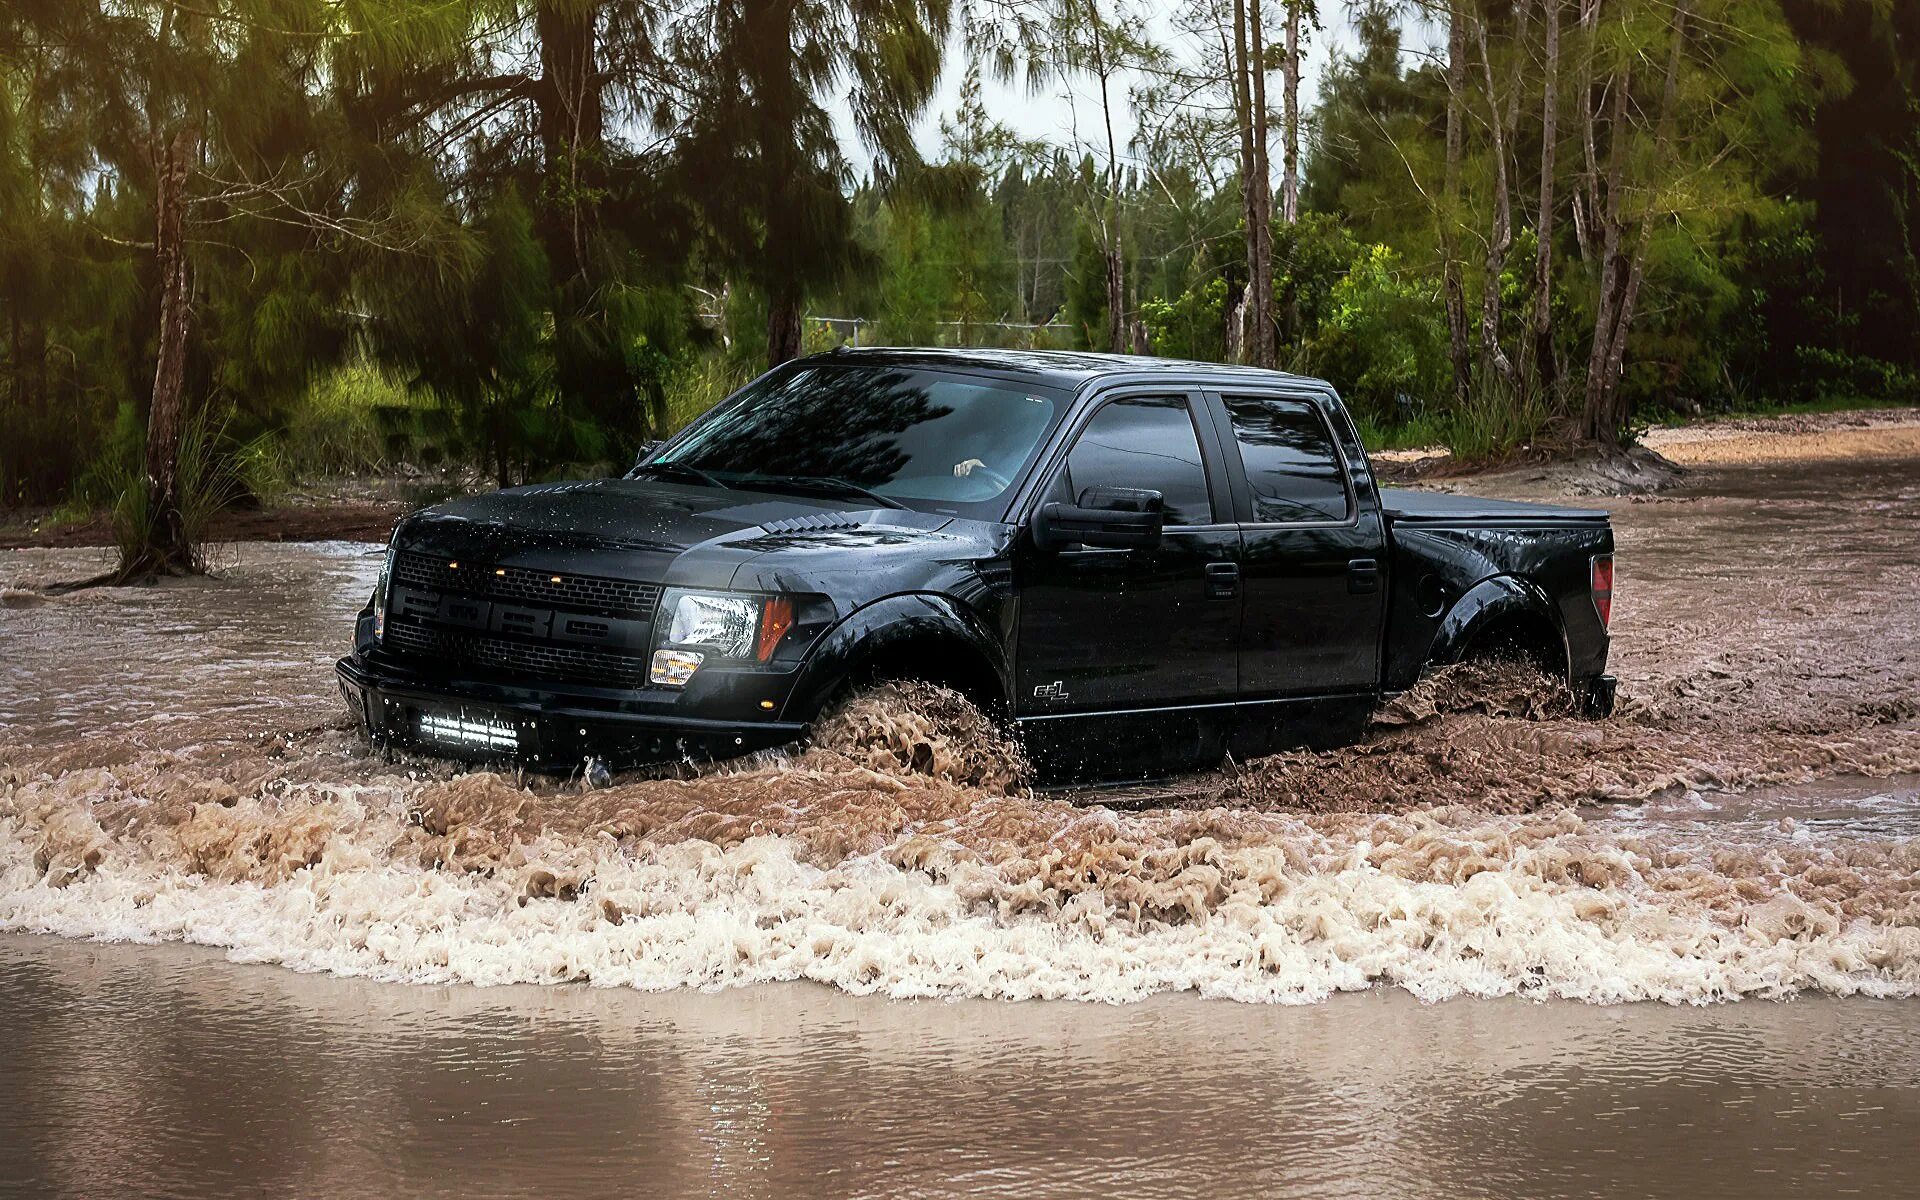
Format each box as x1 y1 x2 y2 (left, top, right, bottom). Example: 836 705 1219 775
383 552 660 686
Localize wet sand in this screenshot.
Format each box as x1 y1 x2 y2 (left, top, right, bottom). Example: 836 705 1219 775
3 450 1919 1193
1640 406 1920 468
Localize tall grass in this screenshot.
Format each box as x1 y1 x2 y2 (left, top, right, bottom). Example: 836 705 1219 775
1442 378 1551 463
1354 381 1553 463
1354 411 1451 453
93 406 248 575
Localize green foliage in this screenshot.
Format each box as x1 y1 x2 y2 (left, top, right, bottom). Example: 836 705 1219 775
1274 214 1363 343
1304 245 1448 426
661 354 757 436
2 0 1917 517
1140 278 1226 362
1062 207 1114 351
276 359 437 477
1789 347 1920 408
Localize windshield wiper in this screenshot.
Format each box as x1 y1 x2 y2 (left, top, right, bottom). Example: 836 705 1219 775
630 461 730 490
742 474 907 510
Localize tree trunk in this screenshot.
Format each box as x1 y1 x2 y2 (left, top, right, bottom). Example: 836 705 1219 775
533 1 605 288
1103 232 1127 354
1442 3 1471 406
1582 63 1632 443
1224 284 1247 363
766 287 804 365
1575 0 1605 263
1532 0 1564 394
1229 4 1256 364
1583 0 1687 443
141 127 197 574
533 2 627 429
1090 0 1127 355
1247 0 1275 368
1476 10 1519 390
1281 1 1301 226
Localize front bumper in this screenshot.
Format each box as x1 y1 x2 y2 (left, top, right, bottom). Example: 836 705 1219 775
336 654 808 771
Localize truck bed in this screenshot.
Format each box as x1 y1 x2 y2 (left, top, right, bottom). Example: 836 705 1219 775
1379 487 1608 525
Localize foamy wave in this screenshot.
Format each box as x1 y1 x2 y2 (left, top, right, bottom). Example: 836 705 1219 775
6 759 1918 1005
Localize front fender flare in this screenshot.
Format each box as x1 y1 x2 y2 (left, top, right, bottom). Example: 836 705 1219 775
779 593 1013 724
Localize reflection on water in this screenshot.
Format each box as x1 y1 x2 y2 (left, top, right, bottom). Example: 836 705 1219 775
4 933 1917 1199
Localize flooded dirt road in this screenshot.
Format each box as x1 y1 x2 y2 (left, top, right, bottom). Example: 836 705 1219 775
3 450 1919 1194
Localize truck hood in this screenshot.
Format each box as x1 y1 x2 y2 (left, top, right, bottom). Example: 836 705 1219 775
392 478 974 593
415 478 908 551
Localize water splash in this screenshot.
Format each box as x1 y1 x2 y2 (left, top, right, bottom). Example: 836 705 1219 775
5 705 1919 1004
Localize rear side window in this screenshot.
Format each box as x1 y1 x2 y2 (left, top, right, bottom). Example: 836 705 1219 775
1222 396 1351 523
1063 396 1213 526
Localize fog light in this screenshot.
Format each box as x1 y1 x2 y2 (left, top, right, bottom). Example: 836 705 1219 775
650 648 704 686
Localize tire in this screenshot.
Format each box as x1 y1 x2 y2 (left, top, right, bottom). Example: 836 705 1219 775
807 679 1029 791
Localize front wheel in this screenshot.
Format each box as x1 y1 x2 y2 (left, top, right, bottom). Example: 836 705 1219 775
807 679 1029 792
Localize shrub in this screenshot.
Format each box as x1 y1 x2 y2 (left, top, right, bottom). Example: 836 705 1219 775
1139 278 1227 362
1305 244 1448 426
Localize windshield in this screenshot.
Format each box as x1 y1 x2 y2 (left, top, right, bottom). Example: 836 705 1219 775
651 363 1065 518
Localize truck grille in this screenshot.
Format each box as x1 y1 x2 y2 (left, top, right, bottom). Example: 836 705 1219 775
383 551 661 687
392 552 662 619
385 620 650 687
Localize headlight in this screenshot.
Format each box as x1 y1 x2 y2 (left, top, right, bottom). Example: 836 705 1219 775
665 592 760 657
651 591 798 685
373 537 397 641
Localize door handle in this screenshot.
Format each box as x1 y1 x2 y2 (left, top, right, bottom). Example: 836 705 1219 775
1347 558 1381 594
1205 561 1240 600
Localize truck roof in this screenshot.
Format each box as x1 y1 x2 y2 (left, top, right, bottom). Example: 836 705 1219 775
804 346 1330 392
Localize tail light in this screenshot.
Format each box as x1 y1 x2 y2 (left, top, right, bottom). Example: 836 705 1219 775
1591 555 1614 629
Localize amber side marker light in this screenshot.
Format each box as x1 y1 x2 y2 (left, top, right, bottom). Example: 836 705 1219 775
1591 555 1615 629
756 597 795 662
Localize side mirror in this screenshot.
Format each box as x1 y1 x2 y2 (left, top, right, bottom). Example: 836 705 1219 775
1034 486 1165 551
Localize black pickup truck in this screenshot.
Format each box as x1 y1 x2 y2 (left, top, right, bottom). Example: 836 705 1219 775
337 349 1615 780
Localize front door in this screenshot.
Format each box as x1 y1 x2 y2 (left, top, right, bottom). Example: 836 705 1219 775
1014 392 1241 777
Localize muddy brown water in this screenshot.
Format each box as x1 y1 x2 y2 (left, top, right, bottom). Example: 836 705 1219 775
3 456 1919 1195
5 933 1919 1199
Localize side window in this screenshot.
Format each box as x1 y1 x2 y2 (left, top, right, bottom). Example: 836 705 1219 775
1222 396 1352 523
1063 396 1214 526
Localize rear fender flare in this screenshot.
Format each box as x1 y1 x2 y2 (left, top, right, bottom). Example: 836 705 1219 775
780 593 1012 724
1429 575 1568 673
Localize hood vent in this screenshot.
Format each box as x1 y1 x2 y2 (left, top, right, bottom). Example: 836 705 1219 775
757 513 868 534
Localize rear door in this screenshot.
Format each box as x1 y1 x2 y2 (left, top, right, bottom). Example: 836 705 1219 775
1204 389 1387 702
1013 390 1242 774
